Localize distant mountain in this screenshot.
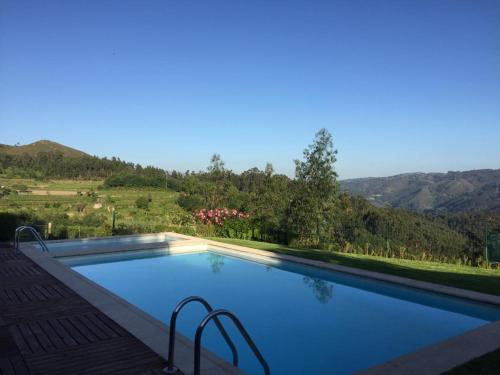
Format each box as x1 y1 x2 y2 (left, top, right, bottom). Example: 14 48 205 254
0 140 88 158
340 170 500 212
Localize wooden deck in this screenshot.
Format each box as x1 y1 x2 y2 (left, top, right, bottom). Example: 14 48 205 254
0 244 171 375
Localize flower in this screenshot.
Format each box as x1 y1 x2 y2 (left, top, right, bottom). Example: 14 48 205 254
194 207 249 226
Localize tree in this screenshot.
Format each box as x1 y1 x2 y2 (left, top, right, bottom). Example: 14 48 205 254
290 128 339 246
204 154 234 208
264 163 274 177
207 154 225 176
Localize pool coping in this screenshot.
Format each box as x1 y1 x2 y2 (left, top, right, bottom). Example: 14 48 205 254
20 232 500 374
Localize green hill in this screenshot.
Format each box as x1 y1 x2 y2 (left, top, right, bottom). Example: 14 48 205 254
0 140 165 181
0 140 88 158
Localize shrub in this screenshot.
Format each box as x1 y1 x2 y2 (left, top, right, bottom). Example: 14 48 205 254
135 196 149 209
103 173 165 188
12 183 28 191
177 194 204 211
0 186 12 197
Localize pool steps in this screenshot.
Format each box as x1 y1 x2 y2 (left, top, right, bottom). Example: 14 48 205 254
165 296 270 375
15 225 49 252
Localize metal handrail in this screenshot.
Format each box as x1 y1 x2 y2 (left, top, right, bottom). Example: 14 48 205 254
194 309 270 375
163 296 239 374
15 226 49 252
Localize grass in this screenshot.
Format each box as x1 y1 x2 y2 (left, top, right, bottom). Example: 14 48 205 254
207 237 500 296
0 177 102 191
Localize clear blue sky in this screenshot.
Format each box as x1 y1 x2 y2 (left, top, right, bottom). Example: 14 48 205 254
1 0 499 179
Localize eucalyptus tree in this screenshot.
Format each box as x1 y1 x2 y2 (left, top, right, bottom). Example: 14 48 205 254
207 153 225 176
290 129 339 246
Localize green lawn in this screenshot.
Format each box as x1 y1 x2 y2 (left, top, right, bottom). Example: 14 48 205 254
207 237 500 296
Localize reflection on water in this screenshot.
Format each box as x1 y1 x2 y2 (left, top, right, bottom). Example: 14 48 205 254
207 253 225 273
303 276 333 304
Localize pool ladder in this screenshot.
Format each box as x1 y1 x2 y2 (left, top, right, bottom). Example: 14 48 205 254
15 226 50 252
164 296 270 375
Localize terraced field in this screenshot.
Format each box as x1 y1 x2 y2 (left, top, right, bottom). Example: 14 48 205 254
0 178 189 240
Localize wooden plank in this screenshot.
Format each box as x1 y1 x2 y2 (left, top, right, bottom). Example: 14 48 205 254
2 289 17 303
94 312 128 336
47 284 67 298
56 317 89 345
77 314 109 340
37 320 67 350
9 355 30 375
12 288 29 303
17 323 41 354
8 325 31 356
17 288 35 303
67 315 99 342
28 321 55 352
46 318 78 347
51 283 74 297
27 285 47 301
0 289 10 304
39 284 62 299
85 312 121 338
32 284 54 300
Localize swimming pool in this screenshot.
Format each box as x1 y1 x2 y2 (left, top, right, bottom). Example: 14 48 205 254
60 248 500 375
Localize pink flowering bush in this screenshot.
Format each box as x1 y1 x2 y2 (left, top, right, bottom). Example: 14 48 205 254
194 207 249 226
194 207 251 239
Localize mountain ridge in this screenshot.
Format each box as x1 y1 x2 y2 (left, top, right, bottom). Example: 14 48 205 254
340 169 500 212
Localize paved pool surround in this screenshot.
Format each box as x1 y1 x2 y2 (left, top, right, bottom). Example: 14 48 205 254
20 233 500 375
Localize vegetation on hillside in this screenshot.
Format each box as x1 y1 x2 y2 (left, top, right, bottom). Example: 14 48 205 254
1 133 499 267
340 169 500 212
0 140 166 184
0 179 190 241
165 130 497 265
0 140 87 158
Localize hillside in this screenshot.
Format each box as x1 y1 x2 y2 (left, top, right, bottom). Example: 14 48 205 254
0 140 88 158
3 140 499 213
0 140 165 181
340 170 500 212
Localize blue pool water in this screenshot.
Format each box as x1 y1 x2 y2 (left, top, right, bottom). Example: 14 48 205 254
61 249 500 375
